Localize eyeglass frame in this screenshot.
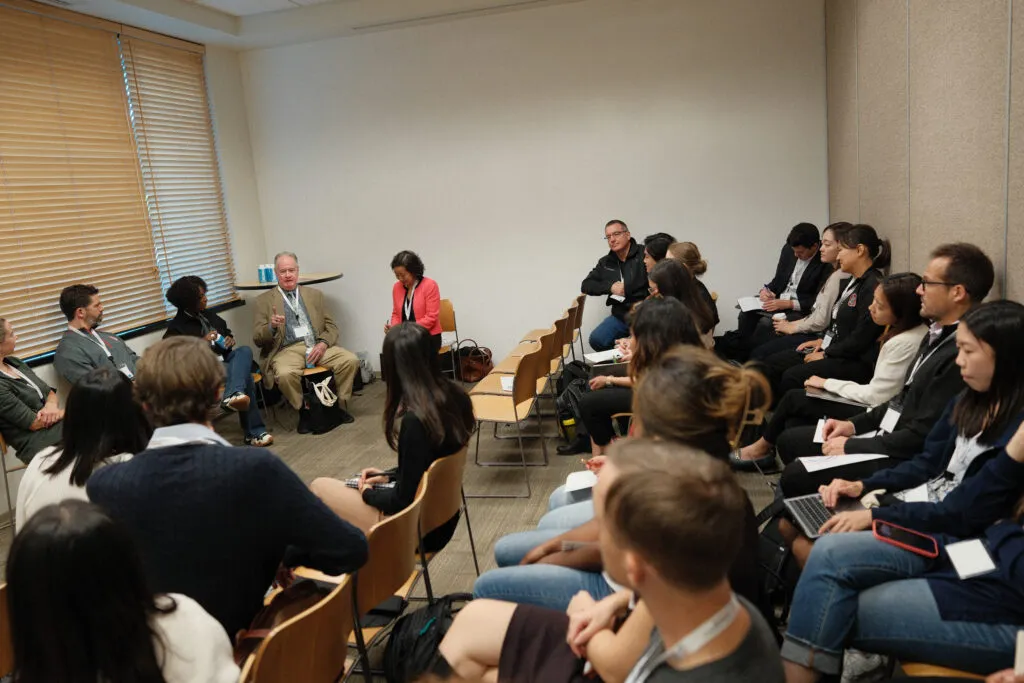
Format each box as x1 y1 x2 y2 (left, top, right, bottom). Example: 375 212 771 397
920 279 961 289
604 230 628 241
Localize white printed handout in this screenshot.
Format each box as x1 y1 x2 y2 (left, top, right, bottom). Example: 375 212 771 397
738 296 764 313
798 453 889 473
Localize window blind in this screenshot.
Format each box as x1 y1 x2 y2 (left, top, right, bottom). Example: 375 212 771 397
0 7 167 358
120 37 237 312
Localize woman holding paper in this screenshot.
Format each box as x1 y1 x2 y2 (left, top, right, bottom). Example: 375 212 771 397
732 273 926 472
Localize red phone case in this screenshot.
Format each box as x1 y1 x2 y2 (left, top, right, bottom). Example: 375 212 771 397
872 519 939 558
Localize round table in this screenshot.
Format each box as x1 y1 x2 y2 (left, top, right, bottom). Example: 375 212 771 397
235 272 343 291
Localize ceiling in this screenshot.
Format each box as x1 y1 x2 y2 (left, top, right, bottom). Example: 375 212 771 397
182 0 335 18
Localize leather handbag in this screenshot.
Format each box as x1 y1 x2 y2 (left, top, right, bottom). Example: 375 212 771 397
455 339 493 383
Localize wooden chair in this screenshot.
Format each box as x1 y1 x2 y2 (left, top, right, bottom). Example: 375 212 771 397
438 299 460 379
0 583 12 680
468 346 549 498
898 663 983 679
572 294 587 359
499 310 570 374
0 434 26 533
242 575 355 683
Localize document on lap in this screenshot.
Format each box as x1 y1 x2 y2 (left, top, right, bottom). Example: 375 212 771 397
798 453 888 473
738 296 764 312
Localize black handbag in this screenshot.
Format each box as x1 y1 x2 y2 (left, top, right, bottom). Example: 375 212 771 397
301 368 345 434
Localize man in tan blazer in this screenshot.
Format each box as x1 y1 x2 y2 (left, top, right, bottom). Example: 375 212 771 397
253 252 359 429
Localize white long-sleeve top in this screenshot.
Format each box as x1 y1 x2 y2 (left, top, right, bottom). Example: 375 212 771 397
791 268 845 334
823 325 928 407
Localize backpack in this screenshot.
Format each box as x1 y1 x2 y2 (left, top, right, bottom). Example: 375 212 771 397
556 377 590 441
381 593 472 683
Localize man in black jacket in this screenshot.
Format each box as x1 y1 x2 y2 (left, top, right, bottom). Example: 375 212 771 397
776 242 995 494
719 223 831 361
581 220 649 351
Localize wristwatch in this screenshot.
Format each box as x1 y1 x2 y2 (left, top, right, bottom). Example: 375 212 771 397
605 378 613 388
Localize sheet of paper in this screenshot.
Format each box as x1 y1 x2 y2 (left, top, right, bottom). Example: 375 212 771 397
565 469 599 493
609 294 626 303
813 419 825 443
946 539 997 580
1015 631 1024 675
798 453 889 473
584 349 623 364
738 296 764 313
900 483 930 503
500 375 514 392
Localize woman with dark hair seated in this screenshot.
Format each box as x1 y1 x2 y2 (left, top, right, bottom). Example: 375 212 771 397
387 250 443 353
312 322 475 548
6 499 239 683
0 317 63 464
17 366 150 528
641 232 675 272
164 276 272 447
647 259 717 347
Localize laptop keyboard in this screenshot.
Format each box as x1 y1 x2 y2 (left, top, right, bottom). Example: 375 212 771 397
791 495 834 531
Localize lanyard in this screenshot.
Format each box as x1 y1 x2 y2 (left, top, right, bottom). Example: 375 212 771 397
404 282 418 319
73 327 112 359
278 286 303 316
905 331 956 386
0 363 44 401
831 277 859 319
624 595 740 683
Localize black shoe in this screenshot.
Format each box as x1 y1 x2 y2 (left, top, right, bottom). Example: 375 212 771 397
556 436 589 456
297 408 312 434
339 409 355 424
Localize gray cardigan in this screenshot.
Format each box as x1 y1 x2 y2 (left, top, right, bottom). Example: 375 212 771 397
54 328 138 386
0 357 61 463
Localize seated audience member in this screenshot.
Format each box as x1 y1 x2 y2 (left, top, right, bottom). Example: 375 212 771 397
310 322 474 547
0 318 63 464
648 260 717 347
757 224 889 401
441 440 784 683
7 500 239 683
781 415 1024 680
667 240 720 329
386 250 443 353
641 231 676 272
54 284 138 385
732 273 926 471
87 336 368 638
749 222 850 361
164 276 272 447
718 223 831 361
582 220 649 351
775 243 992 493
253 251 360 431
474 346 770 616
17 366 149 529
578 298 702 458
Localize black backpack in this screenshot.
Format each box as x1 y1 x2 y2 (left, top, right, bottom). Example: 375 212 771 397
382 593 472 683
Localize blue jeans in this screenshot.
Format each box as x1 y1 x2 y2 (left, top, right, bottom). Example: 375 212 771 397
783 532 1016 675
224 346 267 439
548 484 592 511
588 314 630 352
538 500 594 530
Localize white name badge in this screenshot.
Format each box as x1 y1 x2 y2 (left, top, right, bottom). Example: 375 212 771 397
292 325 309 338
879 406 901 433
946 539 997 580
118 364 135 381
821 333 834 350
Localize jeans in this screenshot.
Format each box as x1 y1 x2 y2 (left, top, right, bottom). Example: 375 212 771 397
783 532 1016 675
538 501 594 530
588 314 630 352
224 345 267 439
547 485 592 512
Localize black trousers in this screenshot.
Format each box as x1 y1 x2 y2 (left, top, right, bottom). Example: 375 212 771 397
756 351 873 406
749 332 817 361
778 456 895 497
578 386 633 446
763 389 867 445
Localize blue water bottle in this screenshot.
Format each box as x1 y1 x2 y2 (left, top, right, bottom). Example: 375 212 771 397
257 264 266 284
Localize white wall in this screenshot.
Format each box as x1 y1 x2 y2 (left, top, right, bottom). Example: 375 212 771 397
241 0 829 363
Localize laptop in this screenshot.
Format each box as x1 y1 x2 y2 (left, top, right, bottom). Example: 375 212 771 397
783 493 865 539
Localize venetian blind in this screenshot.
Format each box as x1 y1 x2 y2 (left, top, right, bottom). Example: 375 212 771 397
0 7 167 357
120 37 237 312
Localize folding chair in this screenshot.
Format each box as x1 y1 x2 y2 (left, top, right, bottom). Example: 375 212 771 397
571 294 587 360
438 299 459 379
496 310 570 374
897 663 983 679
0 434 25 533
241 575 356 683
0 583 11 680
467 346 549 498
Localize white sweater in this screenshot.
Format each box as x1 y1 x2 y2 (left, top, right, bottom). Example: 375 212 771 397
152 593 240 683
15 447 132 529
823 325 928 407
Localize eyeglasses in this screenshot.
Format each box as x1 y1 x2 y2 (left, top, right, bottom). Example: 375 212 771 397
920 280 960 289
604 231 628 241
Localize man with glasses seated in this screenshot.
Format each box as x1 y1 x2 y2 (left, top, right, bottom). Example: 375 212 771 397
582 220 649 351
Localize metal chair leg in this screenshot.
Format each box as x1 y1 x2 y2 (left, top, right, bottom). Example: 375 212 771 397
461 487 481 576
1 459 14 533
349 585 373 683
468 416 533 499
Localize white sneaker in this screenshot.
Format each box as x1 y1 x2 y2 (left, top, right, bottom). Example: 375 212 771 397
245 432 274 447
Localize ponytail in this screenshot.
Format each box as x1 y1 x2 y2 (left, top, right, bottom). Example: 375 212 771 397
838 224 890 272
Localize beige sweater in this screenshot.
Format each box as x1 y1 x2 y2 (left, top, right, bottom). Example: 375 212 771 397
792 269 845 334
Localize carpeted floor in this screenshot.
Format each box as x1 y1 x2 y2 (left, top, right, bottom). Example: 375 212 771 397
0 378 778 595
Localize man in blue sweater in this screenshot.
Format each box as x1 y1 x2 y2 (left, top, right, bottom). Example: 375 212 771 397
88 336 368 639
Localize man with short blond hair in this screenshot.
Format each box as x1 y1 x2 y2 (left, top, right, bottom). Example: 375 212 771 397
253 252 359 431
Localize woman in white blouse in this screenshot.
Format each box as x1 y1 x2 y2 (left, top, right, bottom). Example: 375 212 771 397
6 500 239 683
16 365 150 528
733 273 926 471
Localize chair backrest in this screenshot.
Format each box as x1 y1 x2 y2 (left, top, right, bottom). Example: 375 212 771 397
0 433 6 456
0 583 13 679
353 491 424 619
416 447 468 537
248 576 355 683
551 313 571 363
439 299 457 334
512 347 546 405
574 295 587 331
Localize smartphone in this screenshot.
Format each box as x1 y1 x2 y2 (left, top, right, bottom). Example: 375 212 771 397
345 476 395 490
872 519 939 558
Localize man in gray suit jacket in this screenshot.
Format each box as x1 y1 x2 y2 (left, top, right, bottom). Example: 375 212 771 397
54 284 138 386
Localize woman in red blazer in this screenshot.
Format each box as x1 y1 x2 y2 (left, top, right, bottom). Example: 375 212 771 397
387 250 442 352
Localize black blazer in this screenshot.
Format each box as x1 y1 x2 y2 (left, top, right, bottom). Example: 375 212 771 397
163 309 233 358
848 324 963 461
766 244 831 312
822 269 884 362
